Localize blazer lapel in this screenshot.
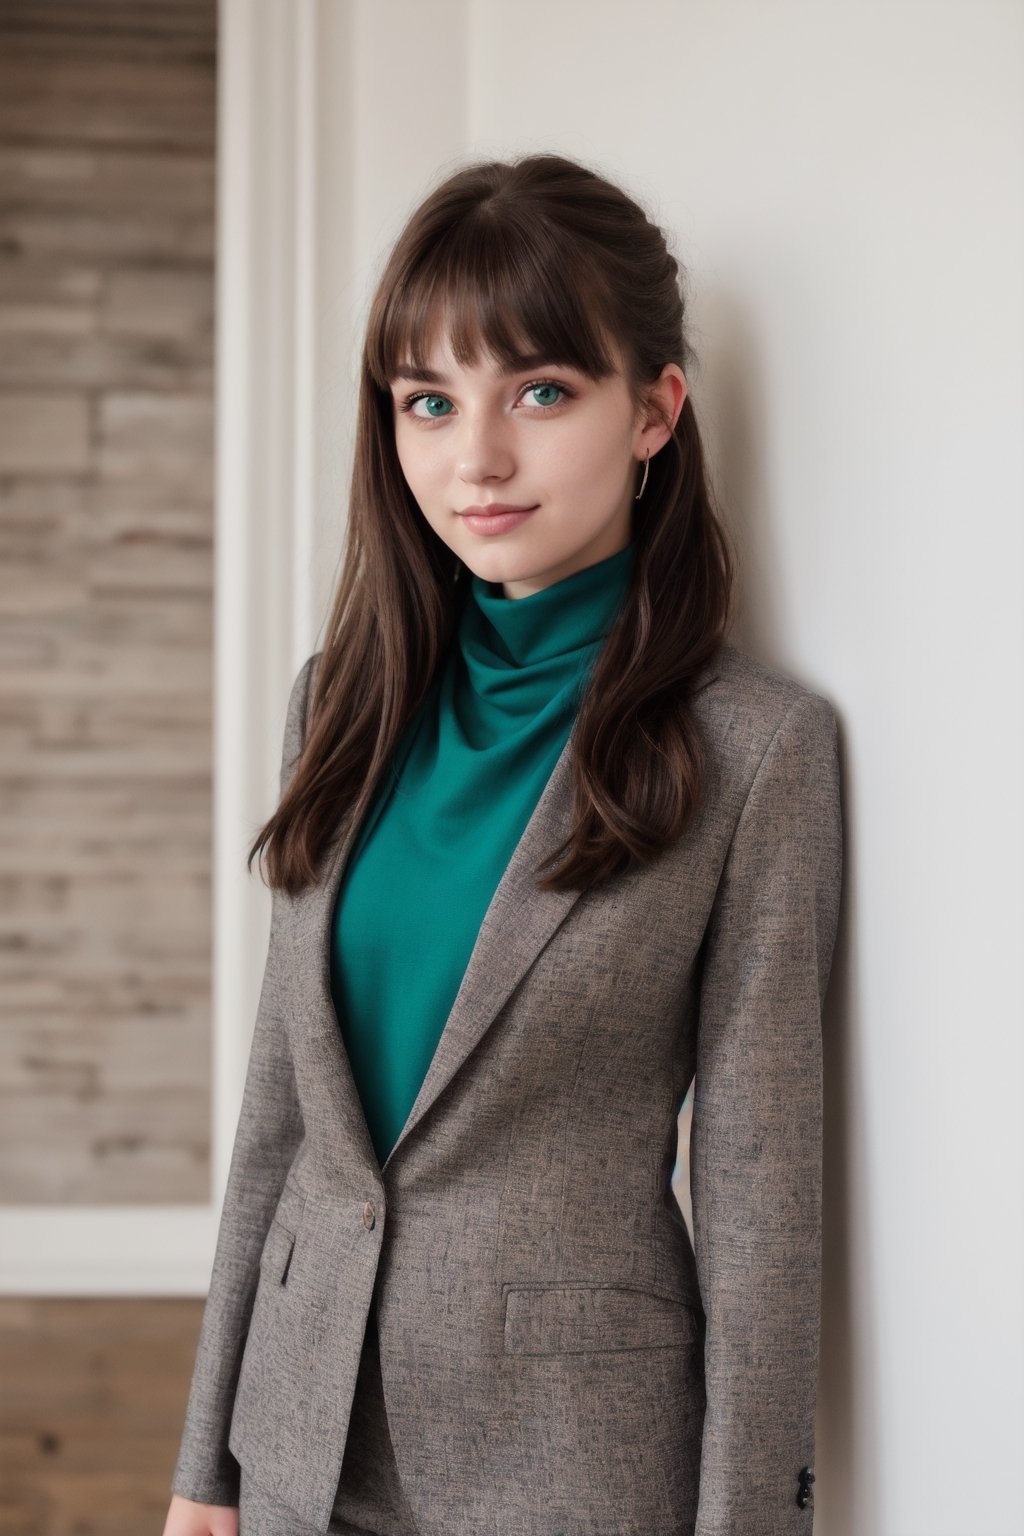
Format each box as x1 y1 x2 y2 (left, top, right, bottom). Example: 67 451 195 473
383 729 584 1172
290 724 584 1178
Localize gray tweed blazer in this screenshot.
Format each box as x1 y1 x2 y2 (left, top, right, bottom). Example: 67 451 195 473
170 640 843 1536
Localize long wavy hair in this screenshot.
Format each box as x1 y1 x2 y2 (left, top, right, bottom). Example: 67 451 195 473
250 152 736 896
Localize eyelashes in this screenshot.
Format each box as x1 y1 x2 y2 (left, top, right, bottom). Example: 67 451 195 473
396 378 576 422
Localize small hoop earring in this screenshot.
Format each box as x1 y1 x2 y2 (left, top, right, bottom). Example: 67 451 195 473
634 448 650 502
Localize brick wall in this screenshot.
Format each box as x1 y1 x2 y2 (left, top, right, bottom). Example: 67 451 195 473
0 1 217 1203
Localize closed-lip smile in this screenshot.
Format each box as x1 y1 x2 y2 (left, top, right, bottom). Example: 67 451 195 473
458 503 538 517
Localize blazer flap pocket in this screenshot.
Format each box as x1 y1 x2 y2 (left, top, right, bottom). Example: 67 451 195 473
502 1283 700 1356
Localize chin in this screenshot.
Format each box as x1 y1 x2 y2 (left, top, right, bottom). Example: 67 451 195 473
463 549 546 584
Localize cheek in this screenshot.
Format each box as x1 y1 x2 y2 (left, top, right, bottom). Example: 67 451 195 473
393 432 433 494
543 417 627 491
393 438 451 537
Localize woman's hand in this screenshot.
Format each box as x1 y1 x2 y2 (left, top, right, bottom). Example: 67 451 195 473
161 1493 238 1535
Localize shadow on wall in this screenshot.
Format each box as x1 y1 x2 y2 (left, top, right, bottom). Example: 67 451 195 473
697 283 883 1536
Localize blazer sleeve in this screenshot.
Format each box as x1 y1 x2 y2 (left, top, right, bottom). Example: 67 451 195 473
169 652 317 1508
691 691 843 1536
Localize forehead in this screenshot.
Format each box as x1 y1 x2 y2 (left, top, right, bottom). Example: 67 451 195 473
370 236 628 393
389 349 571 387
388 319 624 389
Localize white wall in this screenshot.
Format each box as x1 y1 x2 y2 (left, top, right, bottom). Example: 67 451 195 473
329 5 1023 1532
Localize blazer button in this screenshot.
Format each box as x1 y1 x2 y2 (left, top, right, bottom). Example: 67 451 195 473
362 1201 376 1230
796 1466 815 1510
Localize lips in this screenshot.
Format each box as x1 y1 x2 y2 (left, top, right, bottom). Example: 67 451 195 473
458 504 538 517
458 505 539 536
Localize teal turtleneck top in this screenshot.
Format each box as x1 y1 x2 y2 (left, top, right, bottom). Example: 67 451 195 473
329 539 636 1167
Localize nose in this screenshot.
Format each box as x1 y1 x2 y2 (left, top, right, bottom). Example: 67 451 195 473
456 409 517 486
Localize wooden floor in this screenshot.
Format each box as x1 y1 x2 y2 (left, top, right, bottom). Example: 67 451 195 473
0 1296 204 1535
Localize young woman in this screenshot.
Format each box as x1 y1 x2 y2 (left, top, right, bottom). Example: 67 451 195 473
164 152 842 1536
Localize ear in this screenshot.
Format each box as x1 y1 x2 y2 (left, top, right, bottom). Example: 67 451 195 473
634 365 687 458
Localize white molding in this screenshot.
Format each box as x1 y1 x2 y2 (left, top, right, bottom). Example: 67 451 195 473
0 1209 225 1297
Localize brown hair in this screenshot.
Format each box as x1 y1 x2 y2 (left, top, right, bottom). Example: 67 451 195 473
250 152 735 896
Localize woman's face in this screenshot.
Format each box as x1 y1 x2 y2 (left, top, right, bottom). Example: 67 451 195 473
389 329 685 598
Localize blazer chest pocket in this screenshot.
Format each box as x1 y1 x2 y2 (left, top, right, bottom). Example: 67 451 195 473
502 1282 702 1356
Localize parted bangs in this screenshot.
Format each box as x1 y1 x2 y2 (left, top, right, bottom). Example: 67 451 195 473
366 210 628 390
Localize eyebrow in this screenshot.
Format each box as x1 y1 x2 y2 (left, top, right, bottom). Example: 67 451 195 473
389 353 563 386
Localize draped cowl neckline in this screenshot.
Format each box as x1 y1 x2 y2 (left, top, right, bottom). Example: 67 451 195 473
452 539 637 745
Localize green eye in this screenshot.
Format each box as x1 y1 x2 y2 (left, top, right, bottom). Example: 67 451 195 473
526 383 562 407
411 395 453 419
